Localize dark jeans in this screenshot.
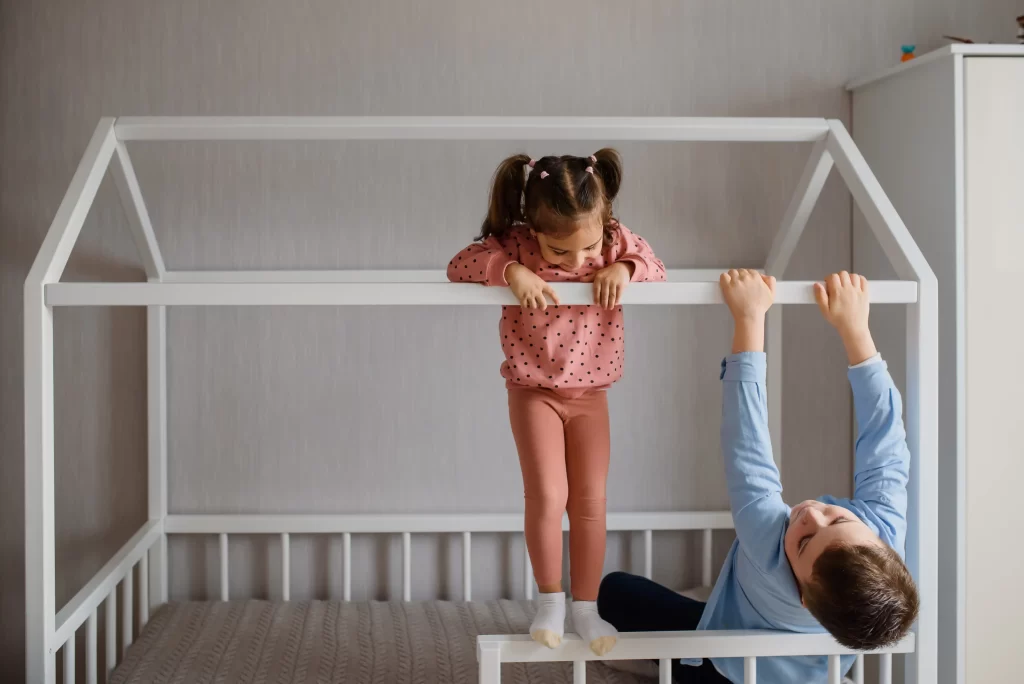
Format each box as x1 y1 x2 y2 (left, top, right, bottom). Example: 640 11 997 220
597 572 730 684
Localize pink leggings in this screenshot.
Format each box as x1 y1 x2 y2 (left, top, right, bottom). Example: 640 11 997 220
508 388 610 601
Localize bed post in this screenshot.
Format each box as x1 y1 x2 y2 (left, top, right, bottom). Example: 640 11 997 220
146 304 168 606
904 277 939 684
25 118 117 684
111 122 170 610
478 641 502 684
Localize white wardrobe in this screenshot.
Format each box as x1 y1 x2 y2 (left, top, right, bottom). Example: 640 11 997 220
849 45 1024 684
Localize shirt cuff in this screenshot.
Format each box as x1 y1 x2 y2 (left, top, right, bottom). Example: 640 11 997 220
847 355 891 393
849 353 883 369
720 352 767 382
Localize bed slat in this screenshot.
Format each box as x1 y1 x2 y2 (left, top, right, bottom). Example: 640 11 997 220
462 532 472 601
121 572 133 654
62 631 74 684
219 534 229 601
105 591 116 675
85 611 97 684
281 533 290 601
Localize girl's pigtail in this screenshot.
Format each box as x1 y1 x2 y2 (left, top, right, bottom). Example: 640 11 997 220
479 153 532 240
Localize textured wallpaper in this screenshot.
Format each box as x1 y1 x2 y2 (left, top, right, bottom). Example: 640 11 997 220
1 0 1018 679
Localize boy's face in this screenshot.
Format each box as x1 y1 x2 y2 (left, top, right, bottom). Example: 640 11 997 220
785 500 883 596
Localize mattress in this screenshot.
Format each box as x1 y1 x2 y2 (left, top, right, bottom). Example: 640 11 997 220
110 599 654 684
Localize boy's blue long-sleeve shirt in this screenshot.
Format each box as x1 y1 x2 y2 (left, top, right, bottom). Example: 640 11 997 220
692 352 911 683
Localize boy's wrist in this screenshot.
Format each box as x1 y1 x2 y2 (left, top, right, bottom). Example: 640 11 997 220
732 317 766 353
839 327 877 366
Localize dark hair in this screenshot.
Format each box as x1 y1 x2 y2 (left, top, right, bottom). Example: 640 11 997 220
478 149 623 241
803 543 919 650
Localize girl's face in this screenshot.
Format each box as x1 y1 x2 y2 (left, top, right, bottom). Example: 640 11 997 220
530 209 604 272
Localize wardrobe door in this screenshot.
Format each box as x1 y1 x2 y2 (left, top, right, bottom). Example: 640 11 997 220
962 56 1024 684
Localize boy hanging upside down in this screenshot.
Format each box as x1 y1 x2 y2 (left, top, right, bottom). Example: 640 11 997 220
598 270 919 683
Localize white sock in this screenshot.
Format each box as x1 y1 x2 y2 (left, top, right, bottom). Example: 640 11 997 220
571 600 618 656
530 592 566 648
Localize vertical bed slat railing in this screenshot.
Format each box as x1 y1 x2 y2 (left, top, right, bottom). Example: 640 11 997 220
402 532 412 601
281 533 290 601
343 532 352 601
462 532 472 601
573 661 586 684
104 591 116 678
121 571 133 655
659 658 672 684
643 530 653 579
852 654 864 684
85 611 97 684
879 653 893 684
219 534 229 601
827 654 842 684
62 632 74 684
744 656 756 683
702 529 714 587
138 554 149 628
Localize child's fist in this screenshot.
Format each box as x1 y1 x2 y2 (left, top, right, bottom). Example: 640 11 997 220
719 269 776 321
814 272 869 336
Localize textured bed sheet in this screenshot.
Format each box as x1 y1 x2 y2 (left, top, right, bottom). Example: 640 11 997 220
109 599 655 684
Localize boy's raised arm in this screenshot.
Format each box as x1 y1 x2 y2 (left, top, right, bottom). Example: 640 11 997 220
719 270 790 570
815 273 911 551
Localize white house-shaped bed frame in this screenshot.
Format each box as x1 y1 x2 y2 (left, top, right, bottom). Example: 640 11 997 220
25 117 937 684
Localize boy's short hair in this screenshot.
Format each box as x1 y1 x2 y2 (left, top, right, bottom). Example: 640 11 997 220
803 543 919 650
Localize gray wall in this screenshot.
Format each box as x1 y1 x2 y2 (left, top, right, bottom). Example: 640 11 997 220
1 0 1017 679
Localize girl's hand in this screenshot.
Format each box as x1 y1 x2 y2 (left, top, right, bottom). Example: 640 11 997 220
505 263 560 310
814 272 877 365
592 262 633 310
719 269 776 322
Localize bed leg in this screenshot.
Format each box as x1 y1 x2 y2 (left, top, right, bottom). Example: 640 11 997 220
478 641 502 684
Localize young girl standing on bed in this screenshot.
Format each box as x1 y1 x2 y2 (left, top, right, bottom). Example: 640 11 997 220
448 150 666 655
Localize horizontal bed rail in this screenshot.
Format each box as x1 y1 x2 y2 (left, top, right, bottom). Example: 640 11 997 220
163 511 735 534
160 268 747 284
45 280 918 307
478 632 912 684
113 116 832 142
479 630 915 662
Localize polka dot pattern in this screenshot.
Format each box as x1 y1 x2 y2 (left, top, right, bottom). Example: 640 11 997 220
447 223 667 391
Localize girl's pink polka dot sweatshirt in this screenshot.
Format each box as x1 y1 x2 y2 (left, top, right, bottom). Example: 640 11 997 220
447 222 666 392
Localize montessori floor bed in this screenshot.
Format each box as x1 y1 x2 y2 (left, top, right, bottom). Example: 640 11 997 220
26 116 935 684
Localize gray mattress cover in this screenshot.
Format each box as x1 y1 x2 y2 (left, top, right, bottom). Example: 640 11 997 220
109 599 653 684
